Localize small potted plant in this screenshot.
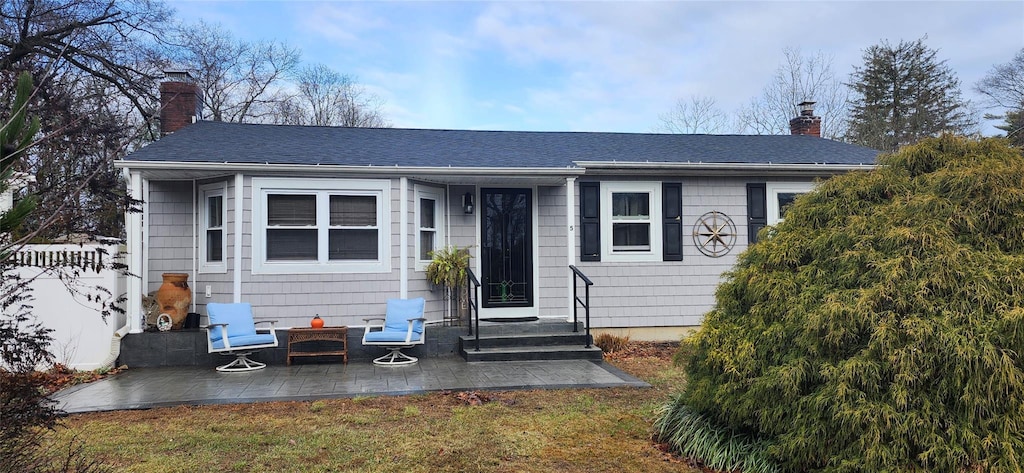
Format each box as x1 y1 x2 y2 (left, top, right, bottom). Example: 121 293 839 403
425 246 471 325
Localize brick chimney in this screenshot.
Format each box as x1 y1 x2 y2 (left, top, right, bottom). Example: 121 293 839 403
159 71 202 136
789 101 821 137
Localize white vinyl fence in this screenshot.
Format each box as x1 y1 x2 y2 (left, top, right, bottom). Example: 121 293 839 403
7 244 126 371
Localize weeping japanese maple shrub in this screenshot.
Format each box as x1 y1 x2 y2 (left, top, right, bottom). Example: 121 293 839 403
657 136 1024 472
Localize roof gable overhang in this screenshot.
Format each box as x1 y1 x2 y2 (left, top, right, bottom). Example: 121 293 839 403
116 159 877 183
574 161 877 177
114 160 585 185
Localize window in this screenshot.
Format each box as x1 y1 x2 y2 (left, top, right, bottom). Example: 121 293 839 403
415 186 444 270
611 192 651 251
199 183 227 272
766 182 816 225
252 178 391 274
330 195 379 260
600 182 662 262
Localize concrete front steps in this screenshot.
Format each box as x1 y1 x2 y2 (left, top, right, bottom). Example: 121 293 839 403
458 320 603 362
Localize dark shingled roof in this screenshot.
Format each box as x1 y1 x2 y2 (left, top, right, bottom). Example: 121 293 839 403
124 121 880 167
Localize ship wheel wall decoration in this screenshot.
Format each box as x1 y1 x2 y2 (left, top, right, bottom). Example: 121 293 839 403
692 211 737 257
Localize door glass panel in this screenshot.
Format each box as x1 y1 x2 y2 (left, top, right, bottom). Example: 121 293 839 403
481 189 532 308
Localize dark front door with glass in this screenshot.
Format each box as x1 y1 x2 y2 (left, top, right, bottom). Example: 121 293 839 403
480 188 533 308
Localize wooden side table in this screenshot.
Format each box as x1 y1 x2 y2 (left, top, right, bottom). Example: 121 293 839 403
287 326 348 365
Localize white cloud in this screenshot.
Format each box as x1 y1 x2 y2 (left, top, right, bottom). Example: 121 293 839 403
467 1 1023 133
171 0 1023 134
297 3 390 49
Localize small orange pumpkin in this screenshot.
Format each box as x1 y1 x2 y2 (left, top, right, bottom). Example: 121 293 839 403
311 315 324 329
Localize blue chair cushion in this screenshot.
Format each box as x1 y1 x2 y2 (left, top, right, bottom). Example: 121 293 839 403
384 298 425 334
212 333 277 350
364 330 423 343
207 303 257 342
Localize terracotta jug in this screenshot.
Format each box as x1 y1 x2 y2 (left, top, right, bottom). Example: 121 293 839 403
156 273 192 329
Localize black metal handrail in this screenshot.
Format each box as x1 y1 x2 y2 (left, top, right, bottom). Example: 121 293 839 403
466 268 482 351
569 265 594 348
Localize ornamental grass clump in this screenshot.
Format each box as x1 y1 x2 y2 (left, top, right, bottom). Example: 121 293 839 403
658 136 1024 472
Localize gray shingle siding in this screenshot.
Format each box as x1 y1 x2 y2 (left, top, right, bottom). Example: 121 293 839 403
131 122 881 330
146 181 193 296
538 185 569 317
237 176 406 326
573 176 757 328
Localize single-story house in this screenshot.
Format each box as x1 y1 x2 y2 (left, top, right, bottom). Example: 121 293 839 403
115 78 879 340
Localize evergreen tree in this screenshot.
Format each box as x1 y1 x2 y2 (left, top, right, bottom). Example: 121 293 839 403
657 135 1024 472
997 109 1024 147
846 38 976 151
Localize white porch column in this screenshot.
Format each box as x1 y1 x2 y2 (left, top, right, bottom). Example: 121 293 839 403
565 176 577 322
233 173 243 303
399 177 409 298
126 170 144 333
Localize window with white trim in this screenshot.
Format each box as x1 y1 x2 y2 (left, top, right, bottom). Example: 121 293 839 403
199 183 227 272
252 178 391 274
600 182 662 262
766 182 816 225
415 186 444 271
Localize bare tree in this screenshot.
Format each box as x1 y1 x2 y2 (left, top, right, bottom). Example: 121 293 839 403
975 48 1024 145
976 48 1024 110
656 95 729 134
0 0 172 126
0 0 170 240
172 20 300 123
289 63 390 128
736 48 849 139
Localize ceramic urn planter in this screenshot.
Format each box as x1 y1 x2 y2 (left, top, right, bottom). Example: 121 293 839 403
156 273 192 329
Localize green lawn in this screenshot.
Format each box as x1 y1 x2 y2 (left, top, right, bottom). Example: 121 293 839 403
54 344 697 472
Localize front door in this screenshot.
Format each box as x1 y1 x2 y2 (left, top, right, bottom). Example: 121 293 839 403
480 188 533 309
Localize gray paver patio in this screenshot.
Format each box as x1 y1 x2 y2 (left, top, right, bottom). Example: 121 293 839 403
53 356 649 414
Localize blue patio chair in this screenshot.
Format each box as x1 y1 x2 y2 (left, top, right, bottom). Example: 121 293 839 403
361 298 427 366
204 302 279 372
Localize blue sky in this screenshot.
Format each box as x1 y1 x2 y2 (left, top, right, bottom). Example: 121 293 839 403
167 1 1024 135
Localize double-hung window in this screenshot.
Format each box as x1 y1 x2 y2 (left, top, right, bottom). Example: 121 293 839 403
600 182 662 262
253 178 391 274
199 182 227 272
415 186 444 270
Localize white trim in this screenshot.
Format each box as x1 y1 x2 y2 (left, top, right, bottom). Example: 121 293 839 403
191 180 197 313
766 181 817 225
413 184 445 272
574 161 875 172
565 177 577 323
233 174 243 302
115 160 585 176
115 159 873 175
141 177 150 305
198 182 228 273
126 170 144 333
250 177 392 274
600 181 663 262
399 178 408 298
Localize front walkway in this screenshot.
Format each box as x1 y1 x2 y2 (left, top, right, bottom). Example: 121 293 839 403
53 357 648 414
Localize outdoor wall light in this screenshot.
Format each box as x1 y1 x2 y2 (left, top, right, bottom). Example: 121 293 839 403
463 192 474 214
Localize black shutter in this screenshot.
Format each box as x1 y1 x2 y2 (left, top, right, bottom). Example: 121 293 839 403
579 182 601 261
662 182 683 261
747 183 767 244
